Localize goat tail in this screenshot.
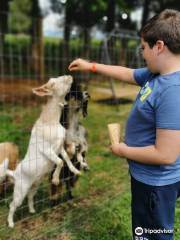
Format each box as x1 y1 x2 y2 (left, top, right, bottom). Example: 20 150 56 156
0 158 14 181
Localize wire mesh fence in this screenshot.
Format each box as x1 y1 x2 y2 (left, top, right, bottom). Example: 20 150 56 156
0 11 145 239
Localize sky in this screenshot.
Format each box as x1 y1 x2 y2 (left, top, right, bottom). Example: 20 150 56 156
39 0 63 36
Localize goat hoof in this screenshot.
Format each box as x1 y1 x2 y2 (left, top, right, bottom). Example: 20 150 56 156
29 209 36 214
50 199 59 207
52 178 60 186
8 221 14 228
75 170 82 176
83 166 90 172
65 193 74 201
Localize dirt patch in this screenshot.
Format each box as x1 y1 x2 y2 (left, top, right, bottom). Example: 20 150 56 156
0 78 139 104
54 232 72 240
0 78 43 104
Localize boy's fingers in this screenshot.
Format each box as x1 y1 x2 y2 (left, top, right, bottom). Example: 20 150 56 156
69 66 78 71
68 63 78 70
70 59 79 66
68 62 78 70
68 63 74 69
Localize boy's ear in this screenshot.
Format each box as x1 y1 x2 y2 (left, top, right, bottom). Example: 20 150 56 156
32 83 53 97
156 40 165 54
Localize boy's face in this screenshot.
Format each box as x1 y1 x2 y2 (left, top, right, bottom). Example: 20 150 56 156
140 38 159 73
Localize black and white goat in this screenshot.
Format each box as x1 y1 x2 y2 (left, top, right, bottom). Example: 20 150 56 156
50 82 90 202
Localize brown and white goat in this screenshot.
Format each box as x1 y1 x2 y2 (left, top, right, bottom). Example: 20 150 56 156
0 142 19 195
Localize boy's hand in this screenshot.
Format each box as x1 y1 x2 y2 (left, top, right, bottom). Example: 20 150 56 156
68 58 92 72
110 142 127 157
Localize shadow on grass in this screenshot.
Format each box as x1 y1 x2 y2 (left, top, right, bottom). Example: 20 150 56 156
94 97 133 106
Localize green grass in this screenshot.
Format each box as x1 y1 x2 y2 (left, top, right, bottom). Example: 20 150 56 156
0 99 179 240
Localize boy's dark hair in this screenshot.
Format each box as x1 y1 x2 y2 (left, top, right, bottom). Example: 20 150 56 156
140 9 180 54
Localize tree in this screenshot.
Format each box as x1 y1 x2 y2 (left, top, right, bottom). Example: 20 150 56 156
0 0 12 74
29 0 44 80
50 0 107 58
73 0 107 55
158 0 180 12
105 0 116 32
9 0 44 79
9 0 31 33
140 0 180 28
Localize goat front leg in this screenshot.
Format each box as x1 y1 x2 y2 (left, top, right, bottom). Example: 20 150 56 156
42 147 63 166
60 147 81 176
27 184 38 213
51 163 63 186
77 152 89 170
41 147 64 184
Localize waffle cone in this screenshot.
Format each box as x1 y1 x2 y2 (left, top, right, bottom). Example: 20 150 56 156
107 123 120 145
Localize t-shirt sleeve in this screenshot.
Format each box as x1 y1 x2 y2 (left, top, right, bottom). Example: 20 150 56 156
156 85 180 129
133 68 153 87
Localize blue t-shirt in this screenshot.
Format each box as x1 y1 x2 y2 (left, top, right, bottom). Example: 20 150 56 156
125 68 180 186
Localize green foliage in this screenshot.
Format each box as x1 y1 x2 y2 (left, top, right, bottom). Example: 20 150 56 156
8 0 32 33
51 0 107 28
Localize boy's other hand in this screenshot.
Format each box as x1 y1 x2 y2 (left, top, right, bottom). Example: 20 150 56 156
68 58 92 72
110 142 127 157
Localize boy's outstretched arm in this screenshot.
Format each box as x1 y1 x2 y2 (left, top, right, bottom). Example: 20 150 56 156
68 58 137 85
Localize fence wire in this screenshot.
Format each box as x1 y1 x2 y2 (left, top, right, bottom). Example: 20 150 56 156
0 11 145 239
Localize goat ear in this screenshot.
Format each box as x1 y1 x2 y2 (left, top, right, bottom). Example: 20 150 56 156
32 84 53 97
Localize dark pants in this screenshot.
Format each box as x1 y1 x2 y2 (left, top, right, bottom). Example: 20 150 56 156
131 176 180 240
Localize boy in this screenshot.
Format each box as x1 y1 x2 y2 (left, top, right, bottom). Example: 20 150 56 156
68 9 180 240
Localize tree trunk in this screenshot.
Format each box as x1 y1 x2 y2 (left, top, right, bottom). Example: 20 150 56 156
62 2 71 73
31 17 44 81
106 0 115 32
0 0 11 76
141 0 151 27
83 27 90 59
105 0 116 65
0 29 5 76
119 38 127 66
30 0 44 81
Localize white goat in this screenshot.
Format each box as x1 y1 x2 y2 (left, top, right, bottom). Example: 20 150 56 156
0 75 81 228
0 142 19 194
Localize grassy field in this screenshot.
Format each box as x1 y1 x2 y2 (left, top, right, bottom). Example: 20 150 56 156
0 94 179 240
